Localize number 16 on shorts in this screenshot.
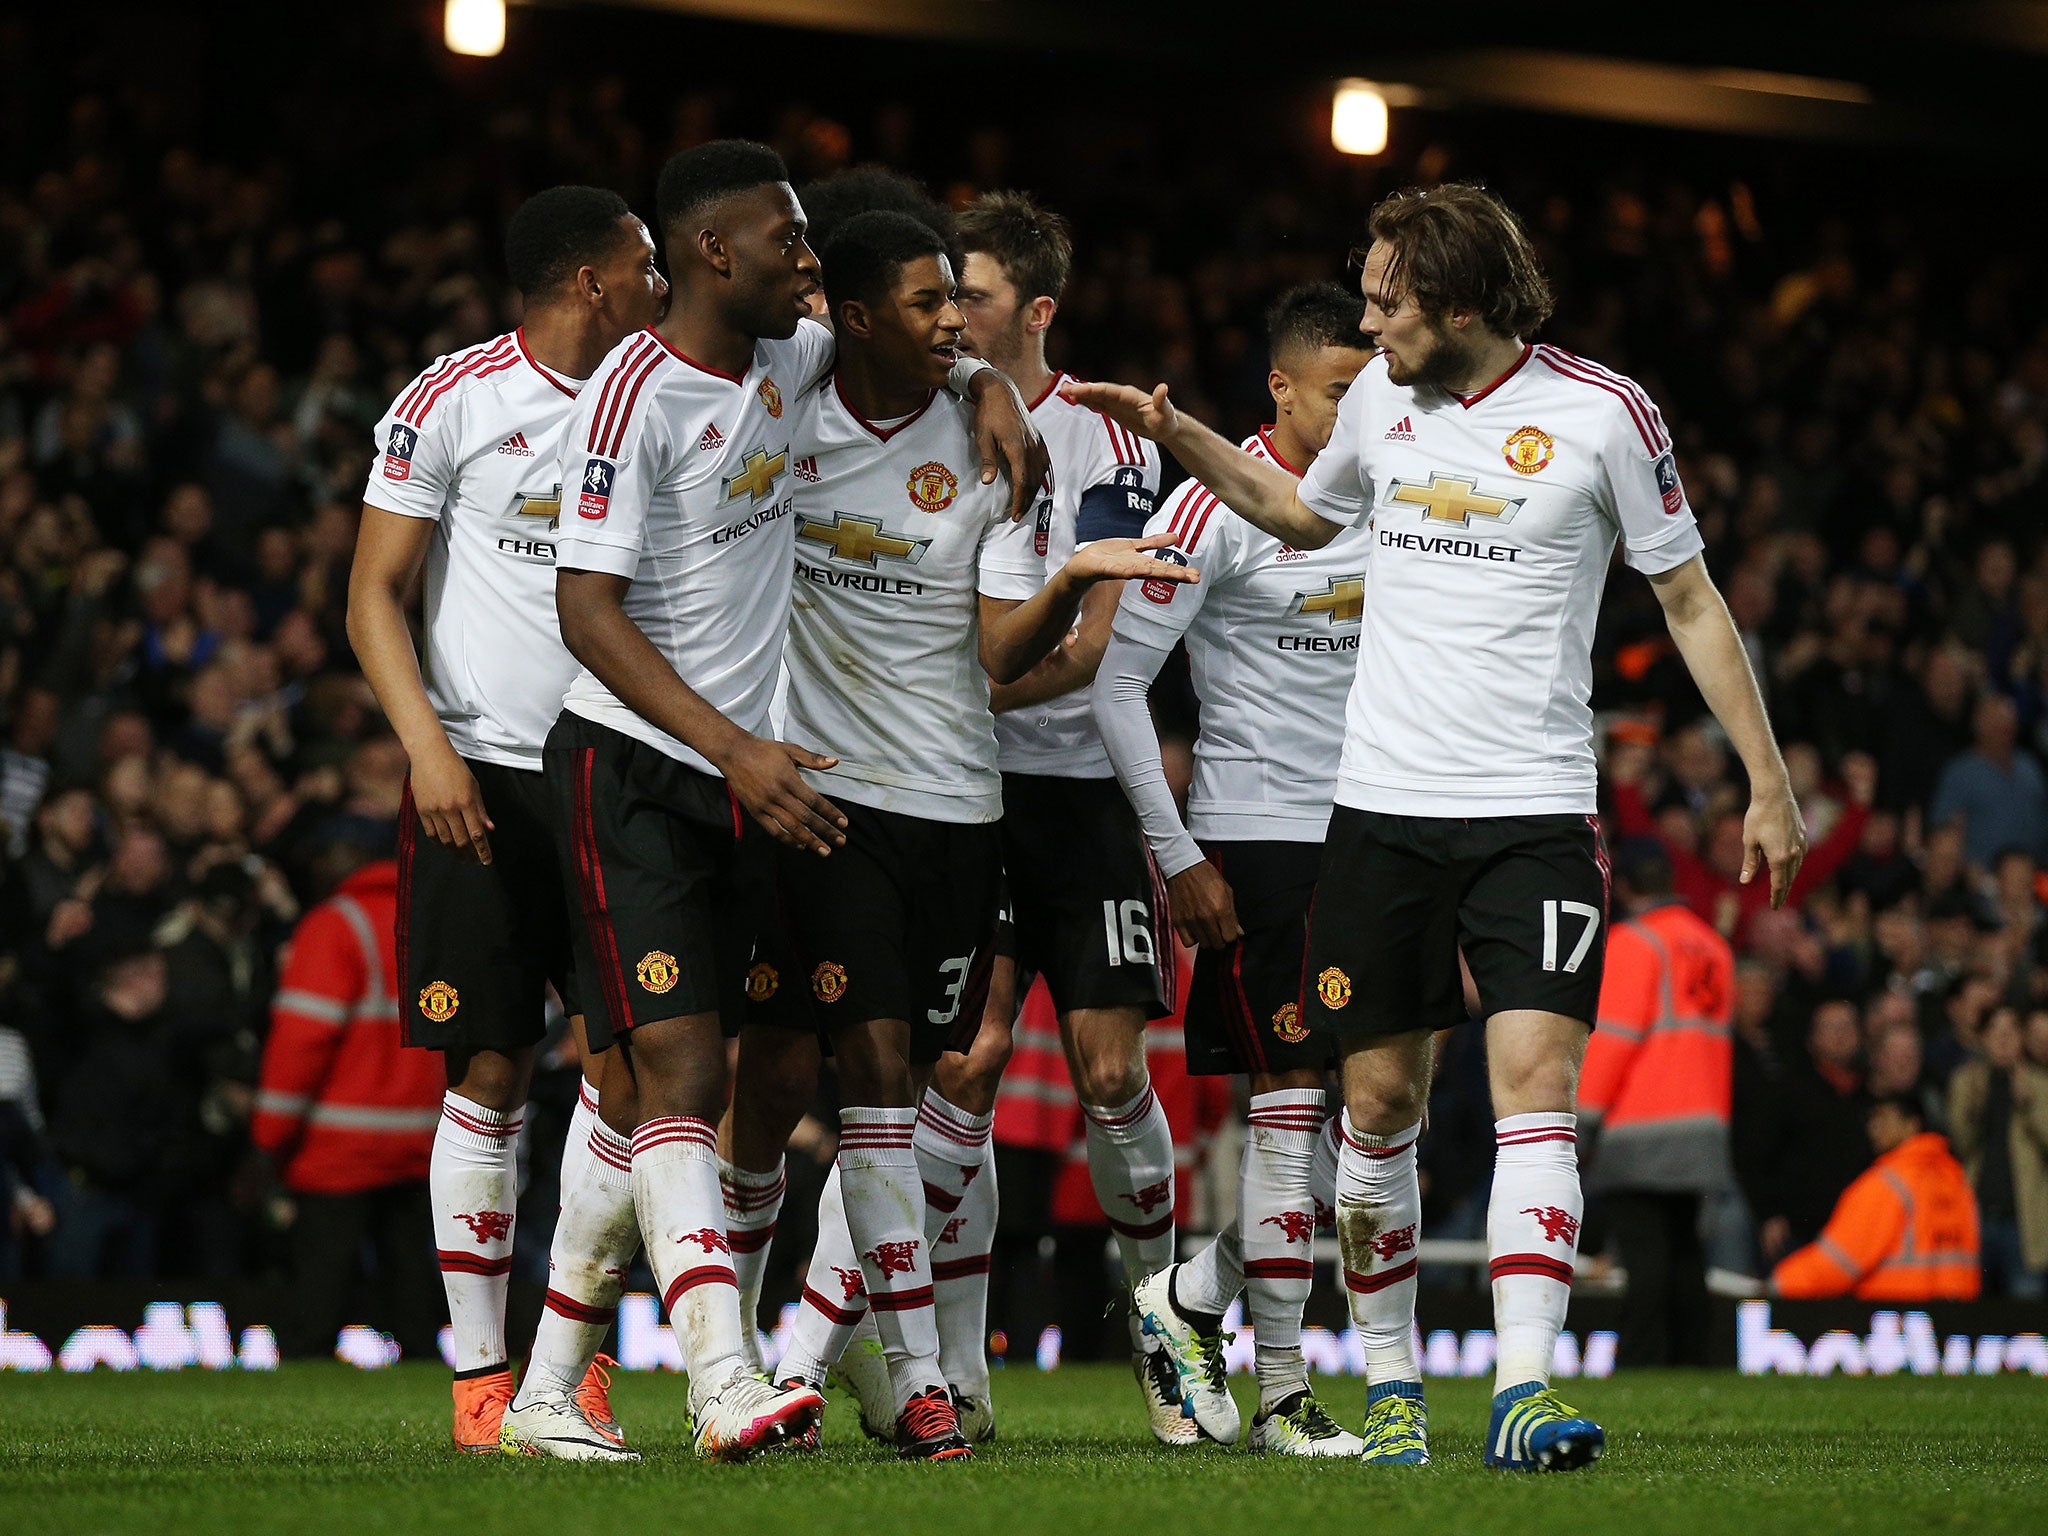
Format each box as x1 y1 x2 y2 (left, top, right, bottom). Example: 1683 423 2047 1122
1102 899 1155 967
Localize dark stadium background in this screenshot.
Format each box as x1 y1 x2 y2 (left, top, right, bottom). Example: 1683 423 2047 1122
5 0 2048 1371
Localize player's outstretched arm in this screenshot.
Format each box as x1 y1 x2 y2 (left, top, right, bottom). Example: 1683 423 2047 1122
1091 634 1241 948
1648 554 1807 905
1060 380 1336 550
556 568 847 856
346 505 494 864
978 534 1197 685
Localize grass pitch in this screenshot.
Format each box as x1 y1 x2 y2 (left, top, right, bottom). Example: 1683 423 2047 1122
3 1365 2043 1536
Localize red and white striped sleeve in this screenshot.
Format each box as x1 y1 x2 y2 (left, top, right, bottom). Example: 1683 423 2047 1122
552 333 676 580
362 335 517 520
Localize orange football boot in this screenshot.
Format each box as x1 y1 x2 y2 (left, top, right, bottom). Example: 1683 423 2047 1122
452 1368 516 1454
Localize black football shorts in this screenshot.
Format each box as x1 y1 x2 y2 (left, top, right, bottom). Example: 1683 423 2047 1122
999 772 1174 1020
766 799 1002 1062
1302 807 1611 1040
544 711 772 1051
1183 839 1337 1077
397 756 576 1052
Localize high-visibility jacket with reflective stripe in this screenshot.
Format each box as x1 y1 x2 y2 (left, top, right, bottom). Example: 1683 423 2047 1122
1773 1132 1981 1301
1580 901 1734 1193
252 861 445 1194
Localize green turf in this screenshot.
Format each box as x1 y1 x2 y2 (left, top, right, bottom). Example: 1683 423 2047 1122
2 1365 2043 1535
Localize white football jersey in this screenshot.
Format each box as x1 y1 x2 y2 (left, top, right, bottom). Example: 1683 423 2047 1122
782 378 1042 823
1300 344 1704 817
362 329 585 771
1112 428 1370 843
554 321 835 774
986 373 1163 778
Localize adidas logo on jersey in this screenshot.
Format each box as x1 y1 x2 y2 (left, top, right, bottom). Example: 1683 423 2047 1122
697 424 725 452
495 432 535 457
794 455 820 483
1385 416 1417 441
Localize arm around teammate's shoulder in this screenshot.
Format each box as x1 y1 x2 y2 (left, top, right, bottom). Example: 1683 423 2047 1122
1059 380 1339 550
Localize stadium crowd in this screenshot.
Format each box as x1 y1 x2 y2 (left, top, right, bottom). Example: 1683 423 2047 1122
3 53 2047 1320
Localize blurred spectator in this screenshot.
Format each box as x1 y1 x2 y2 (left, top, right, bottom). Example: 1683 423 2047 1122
251 837 443 1357
1744 998 1872 1265
1946 1005 2048 1298
1930 694 2047 869
0 1022 57 1279
1772 1096 1980 1301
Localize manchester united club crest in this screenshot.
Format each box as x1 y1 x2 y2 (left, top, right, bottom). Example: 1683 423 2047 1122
745 962 779 1003
812 960 848 1003
1271 1002 1309 1043
1502 424 1555 476
1316 966 1352 1010
636 950 679 995
906 460 959 513
418 980 460 1022
758 377 783 419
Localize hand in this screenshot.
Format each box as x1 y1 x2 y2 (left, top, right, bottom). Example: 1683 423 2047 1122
966 370 1051 523
1758 1214 1793 1262
1059 533 1201 589
1167 861 1241 949
408 745 494 864
11 1190 55 1238
1741 781 1808 908
1841 750 1878 809
45 897 94 949
1060 379 1179 445
717 735 848 856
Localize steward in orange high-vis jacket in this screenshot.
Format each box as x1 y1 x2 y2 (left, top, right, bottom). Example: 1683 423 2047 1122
1774 1096 1980 1301
1579 840 1735 1366
253 851 446 1358
252 858 444 1192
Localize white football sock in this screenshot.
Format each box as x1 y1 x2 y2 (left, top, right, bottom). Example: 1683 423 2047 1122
630 1116 744 1392
914 1089 996 1397
776 1161 866 1389
515 1117 640 1408
720 1155 785 1364
1488 1112 1581 1394
838 1106 941 1412
1174 1223 1241 1320
1311 1111 1340 1231
1335 1111 1422 1386
431 1091 521 1374
1081 1081 1176 1283
1242 1089 1324 1409
557 1076 600 1209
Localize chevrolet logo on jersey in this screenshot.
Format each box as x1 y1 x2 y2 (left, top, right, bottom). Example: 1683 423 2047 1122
1388 473 1524 528
514 488 562 527
723 446 788 504
798 514 931 568
1290 575 1365 624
